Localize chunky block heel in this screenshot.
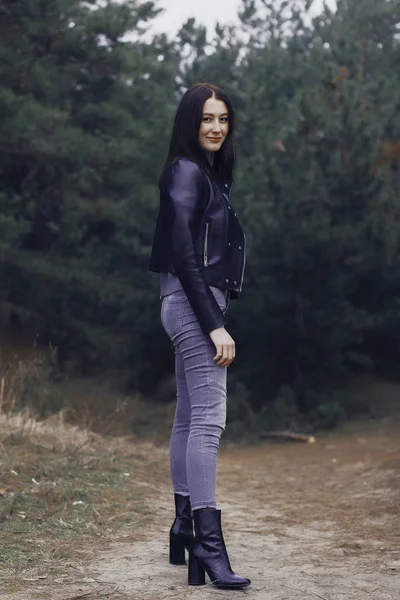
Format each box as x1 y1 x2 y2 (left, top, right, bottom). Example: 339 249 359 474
188 553 206 586
188 508 251 589
169 535 186 565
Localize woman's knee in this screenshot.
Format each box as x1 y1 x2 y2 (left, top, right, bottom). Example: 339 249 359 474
191 404 227 433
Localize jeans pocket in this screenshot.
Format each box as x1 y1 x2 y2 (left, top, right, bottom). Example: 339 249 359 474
161 296 187 339
160 298 167 330
210 287 227 315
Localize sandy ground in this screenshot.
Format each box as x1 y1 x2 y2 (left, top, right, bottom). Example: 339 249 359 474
2 419 399 600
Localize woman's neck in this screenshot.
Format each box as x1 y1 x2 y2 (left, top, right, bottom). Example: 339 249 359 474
204 150 214 165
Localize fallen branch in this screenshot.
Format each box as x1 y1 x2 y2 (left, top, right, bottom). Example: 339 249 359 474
260 430 316 443
106 511 130 523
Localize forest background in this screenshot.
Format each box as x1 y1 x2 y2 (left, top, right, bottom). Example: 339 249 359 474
1 0 400 435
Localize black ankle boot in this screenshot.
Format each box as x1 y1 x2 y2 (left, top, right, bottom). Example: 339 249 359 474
188 508 251 589
169 494 194 565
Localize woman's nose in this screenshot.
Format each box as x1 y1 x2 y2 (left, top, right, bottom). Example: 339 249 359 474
211 120 222 133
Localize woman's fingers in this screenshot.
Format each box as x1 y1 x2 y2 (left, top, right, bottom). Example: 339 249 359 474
216 352 225 366
221 345 229 366
221 347 232 367
214 346 224 365
209 329 235 367
216 343 235 367
213 345 223 362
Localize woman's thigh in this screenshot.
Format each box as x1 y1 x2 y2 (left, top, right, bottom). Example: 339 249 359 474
161 288 227 429
160 290 188 340
161 287 227 341
170 292 228 430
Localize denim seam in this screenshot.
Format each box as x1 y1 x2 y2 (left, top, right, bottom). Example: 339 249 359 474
167 294 223 511
170 300 186 341
192 501 217 510
172 344 190 495
160 298 165 329
173 490 190 496
200 338 211 509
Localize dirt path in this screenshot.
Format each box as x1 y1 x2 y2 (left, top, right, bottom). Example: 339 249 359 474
87 420 400 600
2 420 400 599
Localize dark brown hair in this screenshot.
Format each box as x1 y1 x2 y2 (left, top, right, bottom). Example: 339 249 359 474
159 82 236 186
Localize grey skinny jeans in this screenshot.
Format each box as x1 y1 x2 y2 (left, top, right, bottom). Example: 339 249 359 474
161 287 229 511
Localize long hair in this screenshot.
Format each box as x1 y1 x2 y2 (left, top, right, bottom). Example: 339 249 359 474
159 82 236 187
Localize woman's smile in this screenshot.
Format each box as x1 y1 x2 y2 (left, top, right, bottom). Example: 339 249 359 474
199 95 229 152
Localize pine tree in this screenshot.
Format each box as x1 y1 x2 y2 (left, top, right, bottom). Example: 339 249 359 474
0 0 177 371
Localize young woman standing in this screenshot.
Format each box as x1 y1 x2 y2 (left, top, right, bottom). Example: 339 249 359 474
149 82 250 590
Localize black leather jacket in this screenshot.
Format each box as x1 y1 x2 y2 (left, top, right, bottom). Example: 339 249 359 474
149 158 246 334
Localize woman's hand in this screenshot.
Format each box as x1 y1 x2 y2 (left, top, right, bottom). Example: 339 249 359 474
209 327 235 367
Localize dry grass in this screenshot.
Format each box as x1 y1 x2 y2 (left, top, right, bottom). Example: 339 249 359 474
0 344 176 444
0 409 169 595
1 347 399 598
0 349 174 595
0 357 41 414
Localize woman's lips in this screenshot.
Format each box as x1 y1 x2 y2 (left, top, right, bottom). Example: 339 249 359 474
207 138 222 142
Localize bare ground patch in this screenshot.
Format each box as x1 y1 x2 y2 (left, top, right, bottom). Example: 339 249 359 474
0 416 399 600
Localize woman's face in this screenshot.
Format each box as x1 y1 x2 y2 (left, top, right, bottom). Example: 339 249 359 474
198 96 229 153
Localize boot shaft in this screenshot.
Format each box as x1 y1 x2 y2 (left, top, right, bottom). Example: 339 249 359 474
188 508 250 589
174 493 192 520
193 508 222 539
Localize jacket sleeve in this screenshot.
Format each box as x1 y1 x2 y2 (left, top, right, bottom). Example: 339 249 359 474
164 159 227 334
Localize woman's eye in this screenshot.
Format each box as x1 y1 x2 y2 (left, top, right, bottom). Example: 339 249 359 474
202 117 229 123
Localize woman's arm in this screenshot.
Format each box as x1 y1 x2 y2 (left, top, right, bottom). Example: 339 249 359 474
165 159 226 334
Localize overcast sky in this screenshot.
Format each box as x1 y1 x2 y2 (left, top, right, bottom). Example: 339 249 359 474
149 0 337 36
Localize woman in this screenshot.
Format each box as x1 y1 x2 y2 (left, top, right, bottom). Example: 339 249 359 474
149 82 250 589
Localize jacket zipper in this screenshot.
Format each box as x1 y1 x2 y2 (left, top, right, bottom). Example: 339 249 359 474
222 187 245 290
239 232 246 290
204 222 210 267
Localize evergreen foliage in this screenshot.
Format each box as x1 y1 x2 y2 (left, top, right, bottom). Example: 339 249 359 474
0 0 177 372
1 0 399 421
